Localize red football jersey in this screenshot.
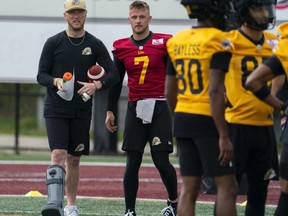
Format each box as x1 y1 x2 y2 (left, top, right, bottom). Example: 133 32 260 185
112 33 172 102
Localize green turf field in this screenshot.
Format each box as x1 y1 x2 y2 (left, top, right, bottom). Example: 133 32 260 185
0 196 277 216
0 153 277 215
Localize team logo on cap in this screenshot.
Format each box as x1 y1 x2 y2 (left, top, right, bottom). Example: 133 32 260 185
72 0 81 5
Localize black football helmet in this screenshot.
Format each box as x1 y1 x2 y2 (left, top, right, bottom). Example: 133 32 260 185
180 0 237 31
234 0 277 30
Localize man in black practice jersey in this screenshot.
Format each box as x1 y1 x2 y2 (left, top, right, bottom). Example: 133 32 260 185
37 0 119 215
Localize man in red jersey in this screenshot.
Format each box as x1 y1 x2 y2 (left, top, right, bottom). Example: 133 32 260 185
105 1 178 216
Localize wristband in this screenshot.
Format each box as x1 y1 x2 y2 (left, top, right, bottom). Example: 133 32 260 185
253 85 270 100
93 81 98 91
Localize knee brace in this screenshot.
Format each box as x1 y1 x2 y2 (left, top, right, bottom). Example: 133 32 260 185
41 165 65 216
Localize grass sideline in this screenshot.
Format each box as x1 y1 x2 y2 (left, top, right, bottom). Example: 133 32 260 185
0 196 277 216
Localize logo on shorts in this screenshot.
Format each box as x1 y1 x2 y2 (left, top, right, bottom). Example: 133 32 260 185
229 161 233 167
75 143 85 152
152 137 161 146
264 168 276 180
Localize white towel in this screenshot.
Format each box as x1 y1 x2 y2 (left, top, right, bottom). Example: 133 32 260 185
136 99 156 124
57 69 75 101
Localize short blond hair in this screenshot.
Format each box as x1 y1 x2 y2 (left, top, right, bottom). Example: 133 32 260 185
129 1 150 11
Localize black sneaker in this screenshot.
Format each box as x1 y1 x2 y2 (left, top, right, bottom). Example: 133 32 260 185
161 205 177 216
124 209 136 216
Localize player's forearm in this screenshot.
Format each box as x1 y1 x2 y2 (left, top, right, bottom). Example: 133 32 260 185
210 98 229 138
165 75 178 114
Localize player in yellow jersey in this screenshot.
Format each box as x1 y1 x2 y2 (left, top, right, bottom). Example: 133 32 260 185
216 0 279 215
166 0 238 215
246 22 288 216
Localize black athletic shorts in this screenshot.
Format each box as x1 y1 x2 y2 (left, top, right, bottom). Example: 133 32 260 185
173 113 218 138
228 123 279 180
174 113 235 176
45 117 90 156
122 100 173 153
177 136 235 176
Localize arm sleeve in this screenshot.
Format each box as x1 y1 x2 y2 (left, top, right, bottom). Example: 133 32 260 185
264 55 285 77
210 51 232 72
107 56 126 113
166 56 176 76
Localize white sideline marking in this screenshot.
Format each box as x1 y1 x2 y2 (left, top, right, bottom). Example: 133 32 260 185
0 176 172 184
0 160 180 167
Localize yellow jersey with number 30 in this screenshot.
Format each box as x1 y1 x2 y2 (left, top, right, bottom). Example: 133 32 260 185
225 30 278 126
167 28 232 116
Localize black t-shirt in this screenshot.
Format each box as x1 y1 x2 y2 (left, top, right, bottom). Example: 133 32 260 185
37 31 119 118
